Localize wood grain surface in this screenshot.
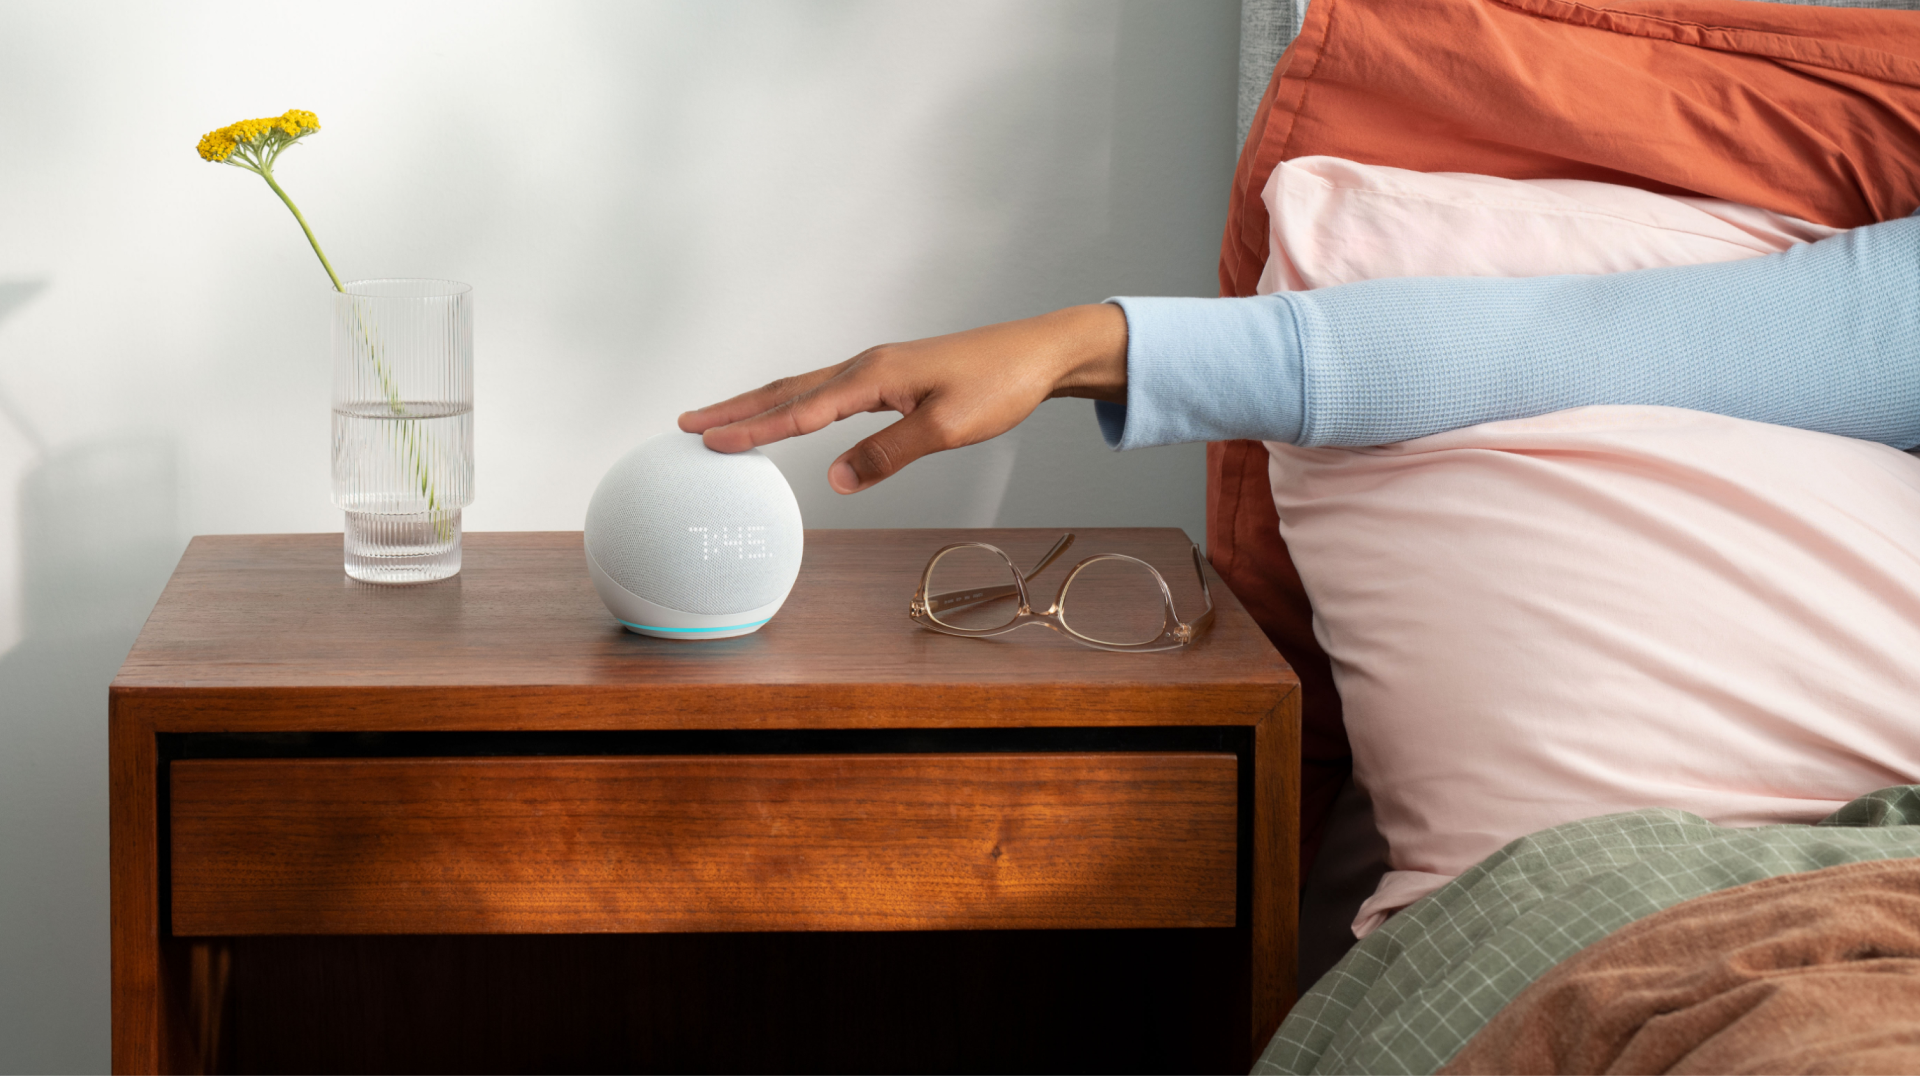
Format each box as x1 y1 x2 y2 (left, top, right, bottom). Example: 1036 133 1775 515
109 699 166 1075
111 529 1301 1072
171 753 1238 935
111 529 1292 730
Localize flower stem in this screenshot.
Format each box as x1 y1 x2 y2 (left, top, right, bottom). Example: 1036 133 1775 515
260 168 344 292
236 144 455 542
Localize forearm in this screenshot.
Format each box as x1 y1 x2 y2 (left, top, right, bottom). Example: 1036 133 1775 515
1103 214 1920 450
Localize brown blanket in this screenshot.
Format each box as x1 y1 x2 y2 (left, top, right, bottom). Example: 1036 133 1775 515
1441 858 1920 1074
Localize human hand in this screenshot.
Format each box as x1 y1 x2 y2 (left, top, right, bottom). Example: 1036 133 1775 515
678 303 1127 494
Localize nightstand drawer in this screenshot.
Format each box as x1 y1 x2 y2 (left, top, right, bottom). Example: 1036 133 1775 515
170 752 1238 935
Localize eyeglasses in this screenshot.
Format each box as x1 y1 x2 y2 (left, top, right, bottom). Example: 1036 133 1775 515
909 533 1215 652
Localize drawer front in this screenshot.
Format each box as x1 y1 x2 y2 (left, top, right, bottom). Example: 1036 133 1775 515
171 752 1238 935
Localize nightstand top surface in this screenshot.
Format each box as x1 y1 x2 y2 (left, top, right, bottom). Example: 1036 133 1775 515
111 529 1294 730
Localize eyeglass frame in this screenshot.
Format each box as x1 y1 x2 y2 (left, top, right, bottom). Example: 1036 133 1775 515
908 532 1216 652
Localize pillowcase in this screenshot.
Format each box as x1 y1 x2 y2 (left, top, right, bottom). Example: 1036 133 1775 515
1257 157 1920 935
1256 156 1836 293
1210 0 1920 889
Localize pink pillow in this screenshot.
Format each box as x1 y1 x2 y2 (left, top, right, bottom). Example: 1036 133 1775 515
1259 156 1836 294
1257 158 1920 935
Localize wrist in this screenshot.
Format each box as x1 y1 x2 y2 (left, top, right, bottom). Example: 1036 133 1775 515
1047 303 1128 403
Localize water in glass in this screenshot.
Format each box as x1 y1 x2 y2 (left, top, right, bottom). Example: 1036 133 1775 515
332 279 473 583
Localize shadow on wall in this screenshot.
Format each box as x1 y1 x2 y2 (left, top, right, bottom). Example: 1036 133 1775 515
762 0 1232 544
989 0 1232 544
0 279 182 1074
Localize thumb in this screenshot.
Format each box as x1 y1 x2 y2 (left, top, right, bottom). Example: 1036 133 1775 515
829 408 956 493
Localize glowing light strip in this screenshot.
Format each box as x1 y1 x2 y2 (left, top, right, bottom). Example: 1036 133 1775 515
619 618 769 633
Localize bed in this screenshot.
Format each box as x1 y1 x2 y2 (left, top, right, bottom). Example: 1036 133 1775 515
1220 0 1920 1070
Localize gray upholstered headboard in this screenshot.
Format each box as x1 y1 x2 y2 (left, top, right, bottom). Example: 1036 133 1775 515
1236 0 1306 147
1236 0 1920 147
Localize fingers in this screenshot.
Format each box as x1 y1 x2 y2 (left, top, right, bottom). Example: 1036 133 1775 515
677 363 846 438
676 304 1124 489
696 359 898 454
829 408 954 494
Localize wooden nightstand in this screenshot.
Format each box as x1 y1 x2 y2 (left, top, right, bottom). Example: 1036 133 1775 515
110 529 1299 1073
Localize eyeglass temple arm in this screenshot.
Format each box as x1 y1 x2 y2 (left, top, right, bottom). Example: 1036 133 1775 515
1184 544 1217 637
923 533 1076 613
1025 533 1075 580
1189 545 1214 613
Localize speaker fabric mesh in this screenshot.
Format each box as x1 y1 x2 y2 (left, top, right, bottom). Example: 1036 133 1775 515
585 433 804 615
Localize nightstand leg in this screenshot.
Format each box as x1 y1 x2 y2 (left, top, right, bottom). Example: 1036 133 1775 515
187 941 231 1074
1251 690 1303 1062
111 709 198 1074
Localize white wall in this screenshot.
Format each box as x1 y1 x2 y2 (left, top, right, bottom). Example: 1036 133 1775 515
0 1 1237 1069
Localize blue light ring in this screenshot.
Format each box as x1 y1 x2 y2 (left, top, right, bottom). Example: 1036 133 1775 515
618 618 769 634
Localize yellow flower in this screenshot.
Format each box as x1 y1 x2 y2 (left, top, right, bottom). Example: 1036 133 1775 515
195 128 236 162
279 109 320 137
194 110 321 163
193 108 341 291
234 117 271 142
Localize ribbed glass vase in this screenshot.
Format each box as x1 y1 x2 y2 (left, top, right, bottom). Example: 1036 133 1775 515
331 279 474 584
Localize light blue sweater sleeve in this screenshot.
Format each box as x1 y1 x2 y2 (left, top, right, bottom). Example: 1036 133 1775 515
1097 212 1920 450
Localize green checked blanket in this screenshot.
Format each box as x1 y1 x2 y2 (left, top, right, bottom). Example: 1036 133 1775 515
1256 785 1920 1075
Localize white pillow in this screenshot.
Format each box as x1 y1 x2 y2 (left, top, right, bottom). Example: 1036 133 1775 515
1258 157 1920 935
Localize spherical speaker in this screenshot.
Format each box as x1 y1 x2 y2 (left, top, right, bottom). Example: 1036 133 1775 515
584 431 804 639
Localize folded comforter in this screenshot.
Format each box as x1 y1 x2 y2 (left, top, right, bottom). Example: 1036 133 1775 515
1257 786 1920 1074
1444 856 1920 1072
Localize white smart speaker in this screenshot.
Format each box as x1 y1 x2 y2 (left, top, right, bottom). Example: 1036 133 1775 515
584 431 805 639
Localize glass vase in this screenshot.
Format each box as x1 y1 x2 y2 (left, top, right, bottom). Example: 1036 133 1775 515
332 279 473 584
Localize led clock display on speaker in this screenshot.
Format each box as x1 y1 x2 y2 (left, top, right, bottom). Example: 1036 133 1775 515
689 524 774 561
584 432 804 639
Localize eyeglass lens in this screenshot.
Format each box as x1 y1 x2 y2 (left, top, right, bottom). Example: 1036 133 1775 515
1058 556 1169 646
924 546 1024 631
